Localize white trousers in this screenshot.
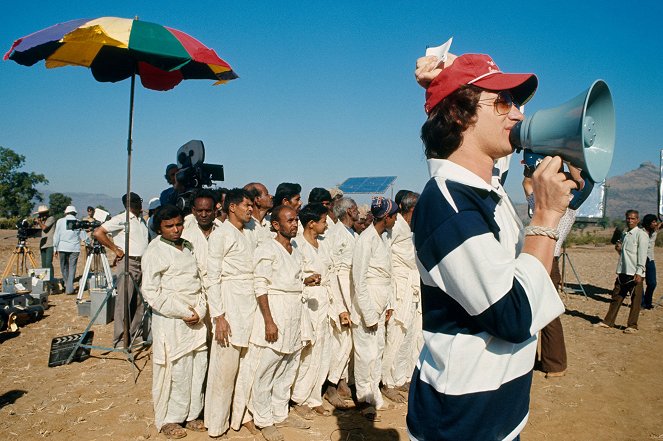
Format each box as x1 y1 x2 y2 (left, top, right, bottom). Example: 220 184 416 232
327 320 353 384
352 311 386 409
204 342 247 437
382 300 420 387
152 347 207 431
247 344 302 428
291 316 331 407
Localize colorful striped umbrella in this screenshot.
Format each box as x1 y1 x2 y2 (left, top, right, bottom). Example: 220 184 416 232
4 16 238 90
4 17 238 356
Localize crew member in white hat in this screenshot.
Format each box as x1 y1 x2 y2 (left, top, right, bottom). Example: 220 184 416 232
53 205 86 294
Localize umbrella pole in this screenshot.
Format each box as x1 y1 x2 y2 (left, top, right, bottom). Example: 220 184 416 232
123 73 136 352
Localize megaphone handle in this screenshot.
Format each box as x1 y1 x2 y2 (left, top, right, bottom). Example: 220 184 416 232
568 173 594 210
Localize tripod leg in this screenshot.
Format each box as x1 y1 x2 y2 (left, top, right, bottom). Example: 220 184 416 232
565 252 588 300
2 251 18 278
101 254 115 292
77 254 94 301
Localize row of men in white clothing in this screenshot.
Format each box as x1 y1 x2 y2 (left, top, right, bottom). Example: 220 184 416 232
139 184 422 439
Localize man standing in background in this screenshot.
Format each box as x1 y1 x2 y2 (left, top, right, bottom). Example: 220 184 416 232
596 210 648 333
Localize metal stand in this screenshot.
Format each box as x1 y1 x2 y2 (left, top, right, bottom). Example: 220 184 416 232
66 73 149 381
560 245 588 299
2 240 38 278
65 272 151 381
76 239 115 301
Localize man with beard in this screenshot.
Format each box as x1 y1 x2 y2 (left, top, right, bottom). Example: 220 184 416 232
324 197 359 408
243 205 318 441
181 189 221 279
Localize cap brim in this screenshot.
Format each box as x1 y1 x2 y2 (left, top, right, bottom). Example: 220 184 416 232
474 73 538 106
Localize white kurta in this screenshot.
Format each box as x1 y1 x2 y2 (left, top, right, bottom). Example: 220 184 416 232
383 213 421 388
291 237 334 407
352 223 393 327
204 221 256 437
141 238 207 364
325 221 357 384
206 221 256 346
181 219 222 279
244 239 305 428
141 237 208 431
244 216 274 249
250 239 305 354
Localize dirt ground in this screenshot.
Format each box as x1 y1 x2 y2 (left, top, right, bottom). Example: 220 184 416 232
0 231 661 441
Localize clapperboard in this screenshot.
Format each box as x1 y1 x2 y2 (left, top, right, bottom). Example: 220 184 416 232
48 332 94 367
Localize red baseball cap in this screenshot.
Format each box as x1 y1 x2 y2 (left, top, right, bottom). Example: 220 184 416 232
424 54 538 114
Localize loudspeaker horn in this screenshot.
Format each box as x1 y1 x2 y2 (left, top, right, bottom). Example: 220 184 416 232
510 79 615 183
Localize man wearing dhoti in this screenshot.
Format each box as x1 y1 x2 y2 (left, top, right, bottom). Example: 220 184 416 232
381 191 421 402
141 205 208 439
351 197 398 420
291 204 336 418
324 197 359 408
204 188 256 438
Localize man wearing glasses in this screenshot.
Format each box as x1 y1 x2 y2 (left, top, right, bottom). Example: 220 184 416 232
95 192 149 348
407 53 576 440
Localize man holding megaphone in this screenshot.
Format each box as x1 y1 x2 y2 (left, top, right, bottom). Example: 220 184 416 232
407 51 589 441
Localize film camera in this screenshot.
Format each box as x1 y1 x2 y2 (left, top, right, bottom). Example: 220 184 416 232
66 219 102 231
175 140 224 213
16 219 41 242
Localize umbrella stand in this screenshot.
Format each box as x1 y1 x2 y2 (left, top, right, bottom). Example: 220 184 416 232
66 74 147 380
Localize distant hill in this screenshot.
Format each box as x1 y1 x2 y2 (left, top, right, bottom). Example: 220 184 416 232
39 191 124 216
604 161 659 219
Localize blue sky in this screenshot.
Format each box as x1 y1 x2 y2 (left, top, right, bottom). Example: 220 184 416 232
1 1 661 206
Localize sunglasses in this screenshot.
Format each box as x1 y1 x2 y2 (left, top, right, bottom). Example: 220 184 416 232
478 91 520 115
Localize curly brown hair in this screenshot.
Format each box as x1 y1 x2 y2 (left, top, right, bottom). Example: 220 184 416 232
421 85 483 159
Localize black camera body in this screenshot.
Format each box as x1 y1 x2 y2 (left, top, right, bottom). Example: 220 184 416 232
175 140 224 213
16 219 41 241
66 219 101 231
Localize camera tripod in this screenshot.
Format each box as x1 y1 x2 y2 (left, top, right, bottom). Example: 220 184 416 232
2 238 38 279
76 239 115 301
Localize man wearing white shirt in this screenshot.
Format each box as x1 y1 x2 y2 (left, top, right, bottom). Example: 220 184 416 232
53 205 86 294
596 210 649 333
325 197 359 408
291 203 335 418
141 205 207 439
245 205 317 441
94 192 149 348
382 191 421 402
351 197 398 418
204 188 256 438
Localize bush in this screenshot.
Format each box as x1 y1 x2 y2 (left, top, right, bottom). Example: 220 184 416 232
565 230 613 246
0 216 21 229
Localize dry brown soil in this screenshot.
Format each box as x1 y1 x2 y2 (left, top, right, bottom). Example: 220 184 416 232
0 231 661 440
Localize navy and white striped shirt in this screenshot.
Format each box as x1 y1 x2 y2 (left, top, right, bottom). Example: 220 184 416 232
407 159 564 441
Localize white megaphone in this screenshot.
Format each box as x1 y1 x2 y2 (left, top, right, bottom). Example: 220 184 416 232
510 80 615 208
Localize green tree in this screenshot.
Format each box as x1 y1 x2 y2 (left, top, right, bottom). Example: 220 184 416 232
0 147 48 218
49 193 72 219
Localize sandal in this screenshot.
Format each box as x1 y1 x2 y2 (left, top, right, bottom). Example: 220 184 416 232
161 423 187 439
260 425 284 441
242 420 260 435
291 404 316 420
313 405 332 416
184 418 206 432
325 389 351 409
381 386 406 403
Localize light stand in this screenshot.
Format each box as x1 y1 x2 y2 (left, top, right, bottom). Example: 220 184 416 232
560 244 588 300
